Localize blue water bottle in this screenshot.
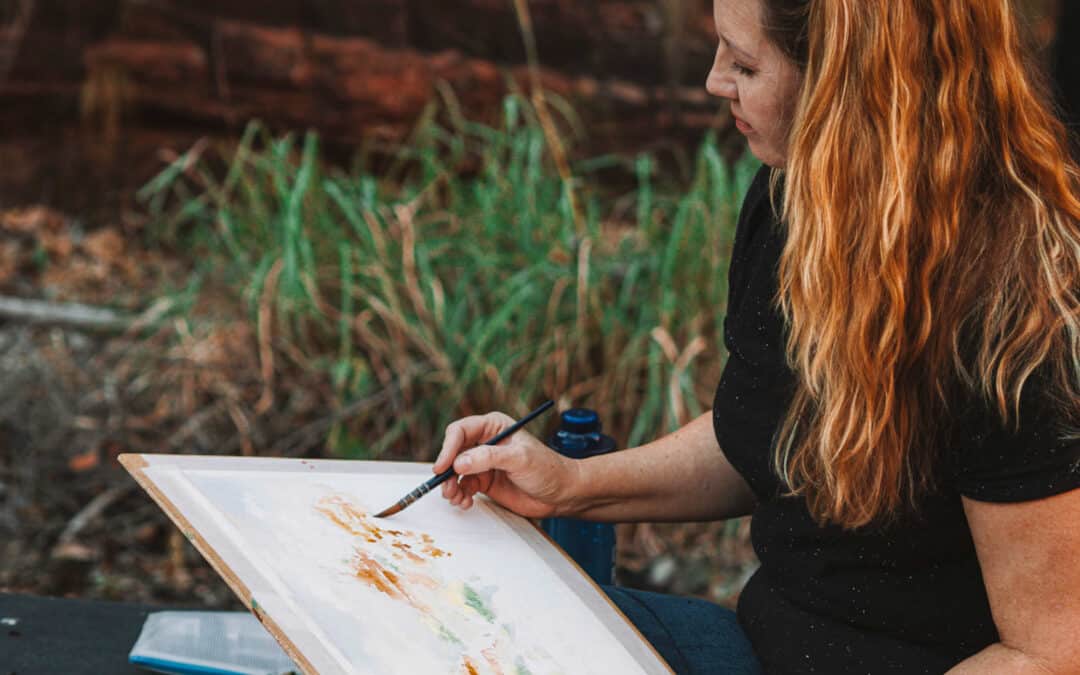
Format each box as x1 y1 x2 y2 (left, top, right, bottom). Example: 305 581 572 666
541 408 618 585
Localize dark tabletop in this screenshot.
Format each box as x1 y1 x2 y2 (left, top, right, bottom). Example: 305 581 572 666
1 593 162 675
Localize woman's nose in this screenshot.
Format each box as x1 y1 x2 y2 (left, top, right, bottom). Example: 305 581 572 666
706 47 737 100
706 68 736 100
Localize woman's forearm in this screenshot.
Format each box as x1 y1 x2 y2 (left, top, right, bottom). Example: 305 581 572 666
560 412 757 522
947 643 1067 674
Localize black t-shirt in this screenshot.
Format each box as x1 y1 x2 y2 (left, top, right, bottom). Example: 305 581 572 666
712 167 1080 674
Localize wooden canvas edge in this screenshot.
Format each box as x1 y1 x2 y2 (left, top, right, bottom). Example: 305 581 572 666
530 520 675 674
118 454 318 675
481 497 675 674
125 453 433 474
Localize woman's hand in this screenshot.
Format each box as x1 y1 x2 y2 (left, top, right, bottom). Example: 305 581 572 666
434 412 580 518
436 410 754 524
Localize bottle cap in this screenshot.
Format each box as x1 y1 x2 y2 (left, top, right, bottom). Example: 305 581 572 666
560 408 600 435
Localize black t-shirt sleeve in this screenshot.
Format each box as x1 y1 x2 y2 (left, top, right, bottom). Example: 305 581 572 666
950 373 1080 503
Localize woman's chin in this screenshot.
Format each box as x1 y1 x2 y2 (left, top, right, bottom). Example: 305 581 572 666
746 142 785 169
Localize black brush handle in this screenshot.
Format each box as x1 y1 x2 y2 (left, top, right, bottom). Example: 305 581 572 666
386 399 555 514
429 398 555 489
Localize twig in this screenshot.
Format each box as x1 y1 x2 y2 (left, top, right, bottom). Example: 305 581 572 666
268 365 428 456
0 296 132 332
56 484 134 545
0 295 180 335
164 399 231 452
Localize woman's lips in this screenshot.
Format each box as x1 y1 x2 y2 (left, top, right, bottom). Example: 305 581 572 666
733 115 754 134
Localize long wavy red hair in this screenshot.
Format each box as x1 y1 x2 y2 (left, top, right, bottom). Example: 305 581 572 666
767 0 1080 527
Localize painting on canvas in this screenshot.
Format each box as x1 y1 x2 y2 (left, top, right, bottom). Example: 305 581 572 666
122 454 672 675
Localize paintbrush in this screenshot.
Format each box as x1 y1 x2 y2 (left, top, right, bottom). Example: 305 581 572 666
374 399 555 518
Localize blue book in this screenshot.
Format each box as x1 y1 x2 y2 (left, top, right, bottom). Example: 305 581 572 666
129 611 298 675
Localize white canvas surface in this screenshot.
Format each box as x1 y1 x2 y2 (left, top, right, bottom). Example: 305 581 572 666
134 457 670 675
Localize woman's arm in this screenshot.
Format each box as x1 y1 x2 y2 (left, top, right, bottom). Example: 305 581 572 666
565 411 757 522
436 411 757 523
946 489 1080 674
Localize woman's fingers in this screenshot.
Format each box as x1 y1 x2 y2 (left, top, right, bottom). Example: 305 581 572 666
459 476 479 510
436 411 547 512
459 474 480 497
446 475 478 509
433 412 515 474
434 420 467 473
453 442 526 477
442 477 458 500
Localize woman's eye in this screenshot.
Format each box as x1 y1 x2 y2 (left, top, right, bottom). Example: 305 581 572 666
733 62 756 76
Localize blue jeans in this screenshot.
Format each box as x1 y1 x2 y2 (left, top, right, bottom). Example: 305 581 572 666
603 586 763 675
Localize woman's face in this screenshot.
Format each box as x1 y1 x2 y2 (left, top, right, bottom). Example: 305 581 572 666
706 0 803 168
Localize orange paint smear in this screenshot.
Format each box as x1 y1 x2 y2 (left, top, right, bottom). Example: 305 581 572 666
404 572 439 589
422 545 450 558
481 647 506 674
351 550 406 600
392 541 425 564
315 494 458 615
462 656 480 675
316 496 443 561
315 496 384 541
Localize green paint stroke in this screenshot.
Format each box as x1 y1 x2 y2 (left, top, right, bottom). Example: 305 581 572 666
463 583 496 623
437 624 464 647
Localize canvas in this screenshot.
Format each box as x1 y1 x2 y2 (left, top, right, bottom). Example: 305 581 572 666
121 454 672 675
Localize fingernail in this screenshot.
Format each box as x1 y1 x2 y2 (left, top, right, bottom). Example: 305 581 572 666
457 456 471 471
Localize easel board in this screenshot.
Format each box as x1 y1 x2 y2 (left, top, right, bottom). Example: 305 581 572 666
120 454 673 675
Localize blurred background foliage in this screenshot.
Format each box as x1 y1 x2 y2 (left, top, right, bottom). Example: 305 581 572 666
0 0 1071 608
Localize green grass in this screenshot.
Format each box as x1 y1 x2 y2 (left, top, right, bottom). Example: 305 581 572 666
139 95 759 459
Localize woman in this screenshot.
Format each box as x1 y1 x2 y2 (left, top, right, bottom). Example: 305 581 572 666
434 0 1080 672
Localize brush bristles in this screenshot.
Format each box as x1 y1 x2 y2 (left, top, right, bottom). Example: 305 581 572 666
374 502 404 518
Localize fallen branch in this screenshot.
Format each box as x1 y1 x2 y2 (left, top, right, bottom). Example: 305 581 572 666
0 296 132 332
56 483 135 545
268 363 430 456
0 295 181 335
